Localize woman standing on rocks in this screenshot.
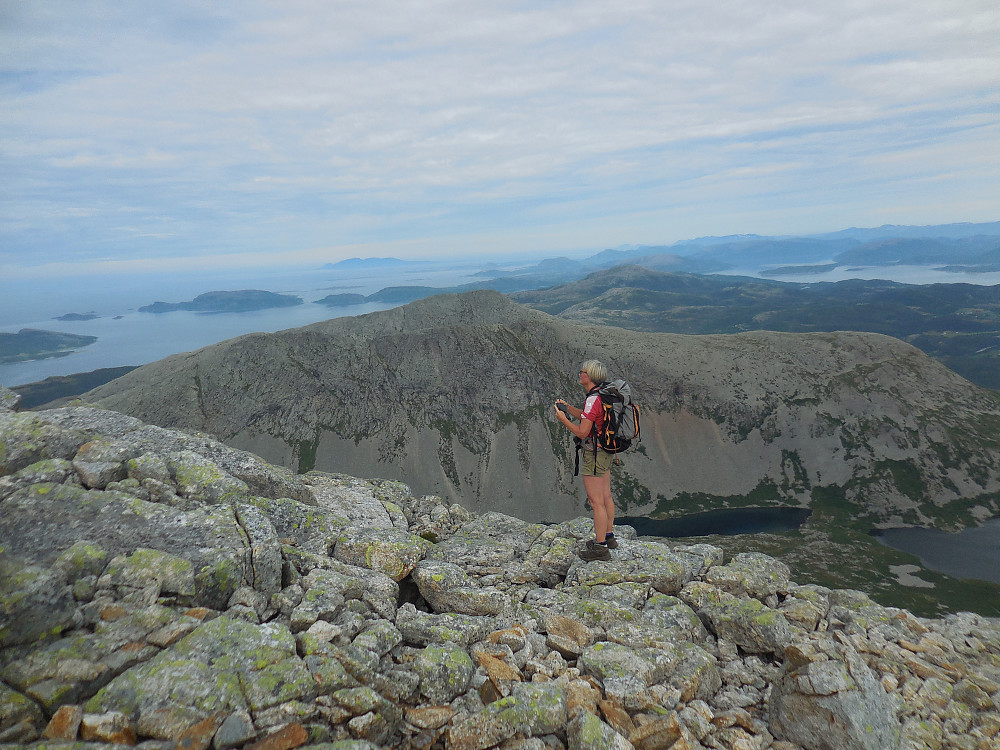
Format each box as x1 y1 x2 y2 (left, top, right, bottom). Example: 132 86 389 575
554 359 618 562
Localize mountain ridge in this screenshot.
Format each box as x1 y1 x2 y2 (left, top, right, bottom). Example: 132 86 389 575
82 290 1000 534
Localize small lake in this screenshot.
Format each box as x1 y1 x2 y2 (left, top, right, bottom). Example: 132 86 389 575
619 506 812 538
872 518 1000 585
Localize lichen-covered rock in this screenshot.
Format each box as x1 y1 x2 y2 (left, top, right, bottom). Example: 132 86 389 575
523 587 640 630
0 555 75 647
411 559 507 615
234 503 283 597
247 495 347 556
333 525 430 581
33 409 314 503
86 616 314 739
565 540 694 595
3 404 1000 750
297 563 399 623
0 458 76 501
567 707 636 749
579 641 671 688
769 637 902 750
447 682 567 749
0 481 249 612
705 551 791 601
681 581 794 655
413 644 475 703
105 547 196 599
395 604 494 647
826 588 898 633
0 384 22 412
0 680 45 743
303 473 396 529
0 412 90 476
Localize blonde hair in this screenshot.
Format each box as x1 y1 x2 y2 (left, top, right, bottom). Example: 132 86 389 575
581 359 607 385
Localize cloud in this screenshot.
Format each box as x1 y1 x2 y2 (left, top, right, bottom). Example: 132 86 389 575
1 0 998 275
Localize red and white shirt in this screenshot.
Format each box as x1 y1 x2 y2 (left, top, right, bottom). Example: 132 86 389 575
581 392 603 437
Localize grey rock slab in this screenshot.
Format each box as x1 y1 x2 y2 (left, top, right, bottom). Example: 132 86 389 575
234 503 282 597
450 511 547 554
413 644 475 703
212 709 256 749
303 473 395 529
523 587 640 630
704 551 792 601
564 541 695 595
248 495 348 556
769 638 902 750
0 482 250 613
411 559 507 616
86 615 314 739
395 603 494 647
0 412 91 476
332 525 430 581
424 533 516 572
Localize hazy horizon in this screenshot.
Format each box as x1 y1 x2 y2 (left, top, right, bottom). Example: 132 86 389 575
3 2 999 282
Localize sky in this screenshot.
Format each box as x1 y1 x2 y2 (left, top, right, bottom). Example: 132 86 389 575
2 0 999 279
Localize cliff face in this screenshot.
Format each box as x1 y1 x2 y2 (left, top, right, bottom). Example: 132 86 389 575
1 395 998 750
81 290 1000 526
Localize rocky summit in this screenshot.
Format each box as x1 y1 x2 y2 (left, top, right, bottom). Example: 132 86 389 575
1 392 998 750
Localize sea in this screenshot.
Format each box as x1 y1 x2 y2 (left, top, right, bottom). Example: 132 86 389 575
0 263 484 388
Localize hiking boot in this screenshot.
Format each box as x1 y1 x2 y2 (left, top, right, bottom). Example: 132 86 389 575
579 542 611 562
605 534 618 549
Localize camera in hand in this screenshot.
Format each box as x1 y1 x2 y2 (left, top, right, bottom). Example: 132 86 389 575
556 403 569 415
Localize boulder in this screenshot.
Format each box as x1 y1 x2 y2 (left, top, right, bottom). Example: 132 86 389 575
86 616 315 739
705 551 791 600
333 525 430 581
411 559 507 615
769 638 901 750
0 384 22 412
681 581 794 655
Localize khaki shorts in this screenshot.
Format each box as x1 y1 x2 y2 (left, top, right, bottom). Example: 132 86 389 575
581 446 615 476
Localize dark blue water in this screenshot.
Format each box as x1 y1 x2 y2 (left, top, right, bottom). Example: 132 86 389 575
619 506 811 538
872 518 1000 584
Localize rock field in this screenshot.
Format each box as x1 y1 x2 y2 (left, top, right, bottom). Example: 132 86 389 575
1 387 998 750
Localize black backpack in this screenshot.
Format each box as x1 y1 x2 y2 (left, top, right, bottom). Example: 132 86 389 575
594 379 640 453
574 379 641 475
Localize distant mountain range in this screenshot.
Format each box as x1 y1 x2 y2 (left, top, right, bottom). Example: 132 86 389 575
312 221 1000 310
510 266 1000 390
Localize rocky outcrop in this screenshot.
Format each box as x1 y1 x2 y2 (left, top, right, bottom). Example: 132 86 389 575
78 290 1000 528
1 403 998 749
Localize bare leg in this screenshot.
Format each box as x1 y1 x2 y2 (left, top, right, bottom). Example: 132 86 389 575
583 473 615 541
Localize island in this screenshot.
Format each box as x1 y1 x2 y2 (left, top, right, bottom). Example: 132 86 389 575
314 293 368 307
55 312 100 321
0 328 98 364
139 290 303 314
